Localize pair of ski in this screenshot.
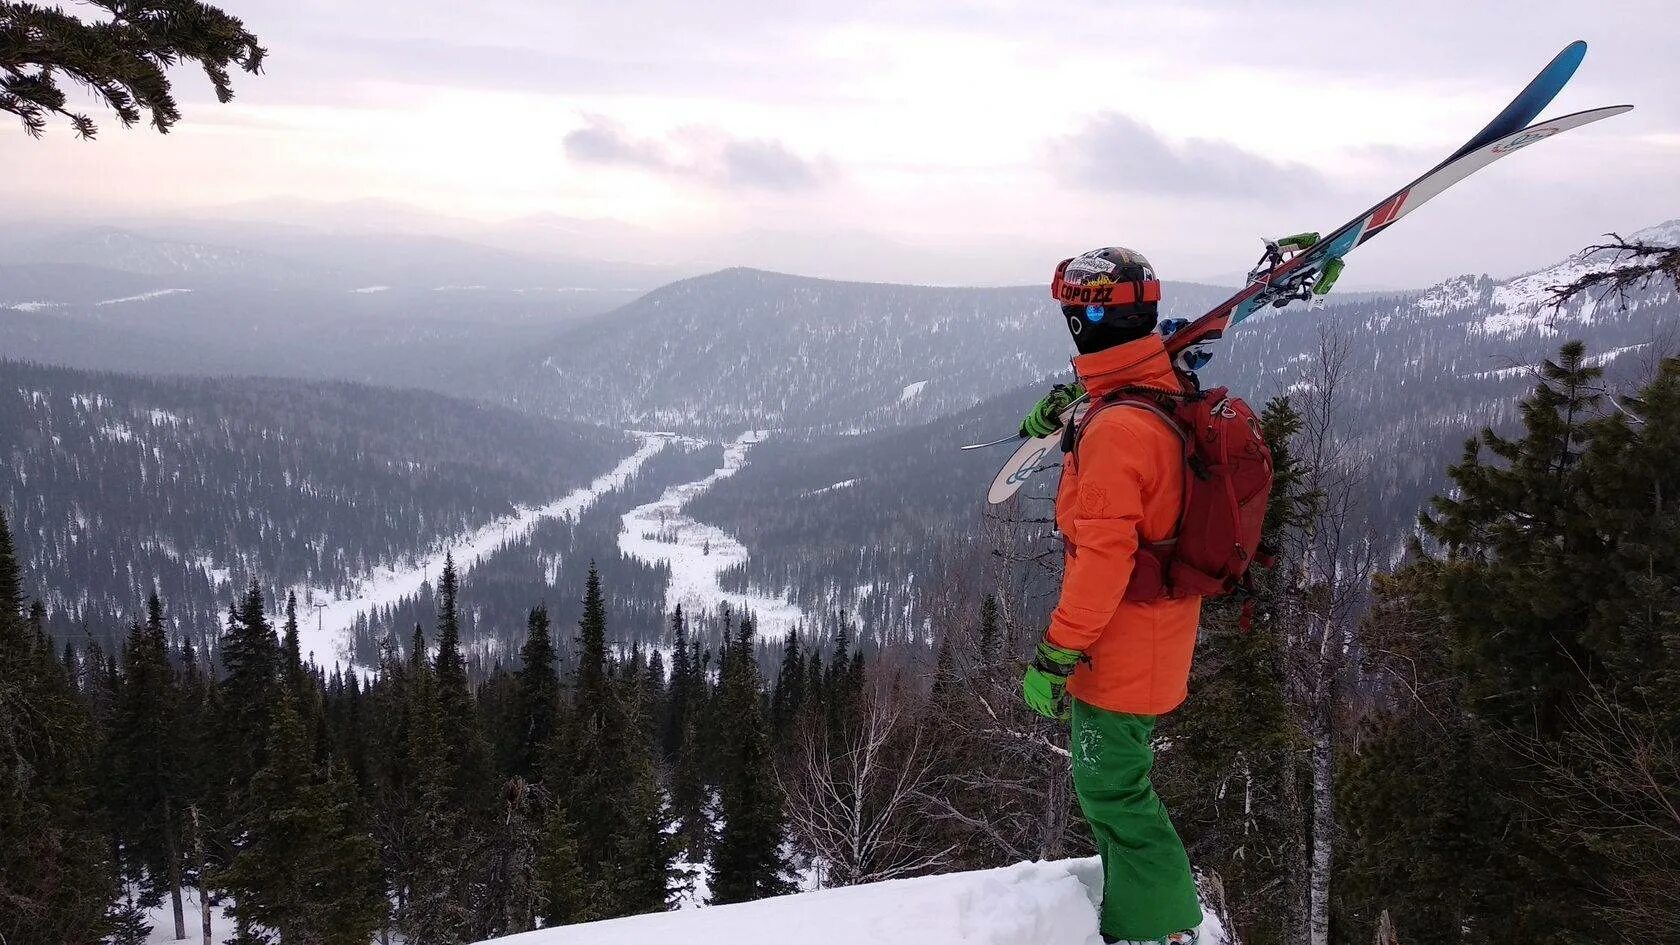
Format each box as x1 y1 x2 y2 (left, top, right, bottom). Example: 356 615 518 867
975 40 1630 505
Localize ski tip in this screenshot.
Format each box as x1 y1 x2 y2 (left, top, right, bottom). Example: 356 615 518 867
1549 40 1588 75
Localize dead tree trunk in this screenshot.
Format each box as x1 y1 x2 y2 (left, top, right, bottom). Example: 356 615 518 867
165 798 185 940
189 805 211 945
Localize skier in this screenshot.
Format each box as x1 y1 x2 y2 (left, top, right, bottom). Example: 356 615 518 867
1019 246 1204 945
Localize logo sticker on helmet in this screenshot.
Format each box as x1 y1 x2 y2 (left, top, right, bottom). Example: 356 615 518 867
1085 304 1105 323
1065 255 1117 276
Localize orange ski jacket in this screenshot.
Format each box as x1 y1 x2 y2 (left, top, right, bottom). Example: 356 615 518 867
1045 333 1203 716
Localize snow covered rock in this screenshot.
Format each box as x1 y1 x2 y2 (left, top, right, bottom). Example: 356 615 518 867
474 858 1228 945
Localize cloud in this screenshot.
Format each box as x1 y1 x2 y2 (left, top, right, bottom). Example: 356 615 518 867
563 116 830 192
719 140 825 191
562 117 671 169
1057 112 1324 199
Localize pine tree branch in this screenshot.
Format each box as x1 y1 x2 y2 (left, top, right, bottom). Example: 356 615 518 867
0 0 265 138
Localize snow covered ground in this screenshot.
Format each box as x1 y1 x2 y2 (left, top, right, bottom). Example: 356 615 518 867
284 434 672 668
473 858 1227 945
142 887 236 944
618 430 810 641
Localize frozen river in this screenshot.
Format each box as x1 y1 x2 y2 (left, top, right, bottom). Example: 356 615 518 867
618 430 808 641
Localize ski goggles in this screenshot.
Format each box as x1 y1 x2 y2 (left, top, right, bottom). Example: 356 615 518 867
1050 258 1162 308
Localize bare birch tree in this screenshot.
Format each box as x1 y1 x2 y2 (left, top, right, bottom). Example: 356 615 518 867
783 680 951 885
1278 328 1379 945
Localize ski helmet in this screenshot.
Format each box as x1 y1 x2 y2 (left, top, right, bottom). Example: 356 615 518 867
1051 246 1161 354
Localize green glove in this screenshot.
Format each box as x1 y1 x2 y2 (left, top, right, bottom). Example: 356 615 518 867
1019 383 1084 439
1021 639 1083 720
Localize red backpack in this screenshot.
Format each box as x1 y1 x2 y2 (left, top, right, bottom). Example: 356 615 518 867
1072 384 1274 605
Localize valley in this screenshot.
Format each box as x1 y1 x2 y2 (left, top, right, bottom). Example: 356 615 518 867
4 218 1679 669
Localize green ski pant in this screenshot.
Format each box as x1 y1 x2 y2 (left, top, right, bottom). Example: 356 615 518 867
1071 699 1202 941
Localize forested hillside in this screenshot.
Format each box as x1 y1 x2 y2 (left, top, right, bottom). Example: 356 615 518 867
0 361 629 650
496 268 1238 432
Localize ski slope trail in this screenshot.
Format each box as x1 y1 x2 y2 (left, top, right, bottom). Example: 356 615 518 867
290 433 672 667
474 858 1227 945
618 430 808 641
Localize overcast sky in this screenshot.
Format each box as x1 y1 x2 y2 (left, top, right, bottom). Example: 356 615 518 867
5 0 1677 286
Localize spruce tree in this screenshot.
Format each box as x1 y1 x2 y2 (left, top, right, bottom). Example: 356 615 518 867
217 580 281 802
1339 344 1637 945
1149 396 1313 945
218 691 386 945
710 614 792 904
769 631 804 740
0 509 115 943
575 563 608 708
281 590 306 700
535 794 594 926
557 567 675 919
479 776 543 936
397 640 472 944
670 713 711 862
513 605 559 781
608 674 675 915
108 592 188 939
434 554 493 818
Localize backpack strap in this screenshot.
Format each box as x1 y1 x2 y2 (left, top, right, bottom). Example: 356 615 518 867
1066 383 1193 463
1065 384 1199 570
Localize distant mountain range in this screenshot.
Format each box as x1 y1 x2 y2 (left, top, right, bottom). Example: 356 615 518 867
0 221 681 290
0 222 664 390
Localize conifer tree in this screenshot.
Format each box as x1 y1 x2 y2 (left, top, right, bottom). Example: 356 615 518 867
929 631 958 711
1339 344 1639 945
663 606 691 758
608 675 675 915
555 567 673 919
434 554 493 818
217 580 281 801
575 563 609 707
670 713 711 862
535 793 594 926
396 637 472 944
281 590 306 701
711 614 792 904
770 631 804 740
0 509 115 943
109 592 189 939
513 604 559 781
218 691 386 945
479 777 543 937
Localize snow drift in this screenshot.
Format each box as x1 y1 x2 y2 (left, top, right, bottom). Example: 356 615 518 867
473 858 1227 945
